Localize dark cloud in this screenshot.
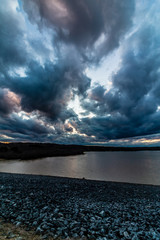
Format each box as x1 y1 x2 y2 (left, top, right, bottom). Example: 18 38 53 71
22 0 135 62
0 89 13 115
0 0 92 126
0 1 27 69
81 23 160 140
1 61 90 121
1 0 160 145
0 112 90 144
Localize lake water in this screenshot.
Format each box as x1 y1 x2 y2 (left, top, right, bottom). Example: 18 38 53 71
0 151 160 185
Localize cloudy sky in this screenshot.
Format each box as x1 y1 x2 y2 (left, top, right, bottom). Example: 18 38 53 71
0 0 160 146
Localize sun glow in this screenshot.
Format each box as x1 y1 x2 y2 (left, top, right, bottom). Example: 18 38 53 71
0 134 14 140
6 90 21 106
45 0 73 28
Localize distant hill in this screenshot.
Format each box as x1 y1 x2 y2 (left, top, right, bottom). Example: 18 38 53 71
0 142 160 160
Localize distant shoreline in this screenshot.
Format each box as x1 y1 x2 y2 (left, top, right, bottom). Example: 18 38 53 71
1 142 160 160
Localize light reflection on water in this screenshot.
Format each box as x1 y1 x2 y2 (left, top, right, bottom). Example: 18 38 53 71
0 151 160 185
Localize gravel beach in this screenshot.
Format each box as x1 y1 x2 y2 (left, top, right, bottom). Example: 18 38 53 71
0 172 160 240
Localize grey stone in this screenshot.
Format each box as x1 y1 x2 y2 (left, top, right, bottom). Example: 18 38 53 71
16 222 21 227
99 210 105 217
124 231 130 239
36 226 43 234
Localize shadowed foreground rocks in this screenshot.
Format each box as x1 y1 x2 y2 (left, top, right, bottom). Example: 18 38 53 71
0 219 54 240
0 173 160 239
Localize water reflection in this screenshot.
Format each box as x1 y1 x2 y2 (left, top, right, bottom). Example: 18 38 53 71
0 151 160 185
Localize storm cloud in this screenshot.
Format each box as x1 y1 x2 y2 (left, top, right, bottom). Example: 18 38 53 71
80 4 160 141
22 0 135 61
0 0 160 145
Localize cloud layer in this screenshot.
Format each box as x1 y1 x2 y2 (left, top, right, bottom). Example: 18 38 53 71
0 0 160 145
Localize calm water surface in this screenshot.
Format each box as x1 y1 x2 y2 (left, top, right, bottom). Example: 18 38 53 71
0 151 160 185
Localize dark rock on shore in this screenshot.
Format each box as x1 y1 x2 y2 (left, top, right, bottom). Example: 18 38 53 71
0 173 160 239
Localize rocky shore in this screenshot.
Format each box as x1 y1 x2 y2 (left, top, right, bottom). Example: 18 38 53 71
0 173 160 239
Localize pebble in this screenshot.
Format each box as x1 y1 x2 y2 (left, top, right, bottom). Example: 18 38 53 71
99 210 105 217
0 173 160 240
15 237 23 240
